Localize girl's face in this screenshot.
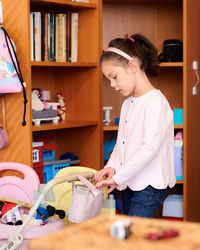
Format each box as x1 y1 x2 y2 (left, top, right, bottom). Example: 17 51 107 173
101 59 137 97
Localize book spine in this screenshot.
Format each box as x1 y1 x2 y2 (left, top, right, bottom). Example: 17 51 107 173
44 13 48 61
41 12 45 61
55 14 59 62
71 13 78 62
62 14 67 62
58 14 63 62
67 12 71 62
48 13 53 61
52 13 56 61
30 13 34 61
33 12 41 61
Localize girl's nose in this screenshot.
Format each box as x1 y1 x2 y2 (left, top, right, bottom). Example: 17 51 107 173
110 80 116 88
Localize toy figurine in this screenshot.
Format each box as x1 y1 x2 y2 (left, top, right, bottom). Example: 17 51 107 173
0 201 23 225
35 205 65 224
57 93 66 120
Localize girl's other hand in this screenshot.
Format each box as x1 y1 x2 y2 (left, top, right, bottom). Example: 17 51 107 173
93 167 115 183
95 178 118 194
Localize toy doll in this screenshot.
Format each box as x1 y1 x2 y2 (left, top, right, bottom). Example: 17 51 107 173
57 93 66 120
0 201 23 225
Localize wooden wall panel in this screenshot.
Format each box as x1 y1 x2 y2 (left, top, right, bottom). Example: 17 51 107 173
183 0 200 222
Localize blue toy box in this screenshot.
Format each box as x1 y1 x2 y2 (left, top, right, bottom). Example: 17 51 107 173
174 109 183 125
43 159 70 183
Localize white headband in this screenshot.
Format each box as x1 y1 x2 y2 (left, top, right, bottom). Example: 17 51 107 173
105 47 132 61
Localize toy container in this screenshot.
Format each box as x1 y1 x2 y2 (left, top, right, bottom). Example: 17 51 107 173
101 194 116 215
174 140 183 180
43 159 70 183
162 194 183 220
174 108 183 125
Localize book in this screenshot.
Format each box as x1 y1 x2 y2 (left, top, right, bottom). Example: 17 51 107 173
41 12 45 61
33 12 41 61
30 13 34 61
55 14 59 62
44 13 49 61
67 12 71 62
62 14 67 62
71 13 78 62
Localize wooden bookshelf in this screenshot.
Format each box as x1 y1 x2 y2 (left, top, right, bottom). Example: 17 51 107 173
102 0 200 222
0 0 102 171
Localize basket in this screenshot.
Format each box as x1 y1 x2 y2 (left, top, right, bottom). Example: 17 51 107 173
43 159 70 183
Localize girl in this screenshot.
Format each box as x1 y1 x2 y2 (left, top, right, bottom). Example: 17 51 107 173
94 34 176 218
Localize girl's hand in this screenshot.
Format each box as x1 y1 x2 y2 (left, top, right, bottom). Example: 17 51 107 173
95 178 118 194
93 167 115 183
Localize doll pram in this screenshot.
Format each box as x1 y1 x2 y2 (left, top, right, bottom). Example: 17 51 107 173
0 162 94 250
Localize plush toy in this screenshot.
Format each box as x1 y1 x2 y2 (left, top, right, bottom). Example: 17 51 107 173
0 201 23 225
35 205 65 224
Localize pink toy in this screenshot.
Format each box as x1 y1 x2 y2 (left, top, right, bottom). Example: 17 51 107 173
0 26 24 93
0 162 39 203
0 162 65 250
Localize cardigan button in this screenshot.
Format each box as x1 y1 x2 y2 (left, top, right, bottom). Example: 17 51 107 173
123 141 125 144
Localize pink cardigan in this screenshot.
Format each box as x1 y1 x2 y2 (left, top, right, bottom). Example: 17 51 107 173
105 89 176 191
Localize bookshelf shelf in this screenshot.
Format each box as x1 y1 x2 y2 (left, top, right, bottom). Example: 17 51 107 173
159 62 183 67
31 61 98 67
30 0 97 9
32 120 99 132
176 180 183 184
103 123 184 131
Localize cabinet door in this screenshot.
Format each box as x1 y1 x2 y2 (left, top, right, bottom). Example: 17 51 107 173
184 0 200 221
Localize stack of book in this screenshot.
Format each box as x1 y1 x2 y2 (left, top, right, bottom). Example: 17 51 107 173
30 12 79 62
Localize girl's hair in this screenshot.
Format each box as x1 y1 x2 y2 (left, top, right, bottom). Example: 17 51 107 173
100 34 159 77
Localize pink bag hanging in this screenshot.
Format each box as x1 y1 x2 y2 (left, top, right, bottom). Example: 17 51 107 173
68 174 103 223
0 26 27 126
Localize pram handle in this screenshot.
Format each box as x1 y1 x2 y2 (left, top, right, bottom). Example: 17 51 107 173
41 171 94 197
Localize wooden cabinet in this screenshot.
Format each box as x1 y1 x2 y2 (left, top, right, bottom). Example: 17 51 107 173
0 0 102 171
102 0 200 221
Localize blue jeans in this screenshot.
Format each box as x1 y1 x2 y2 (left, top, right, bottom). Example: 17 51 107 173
122 185 166 218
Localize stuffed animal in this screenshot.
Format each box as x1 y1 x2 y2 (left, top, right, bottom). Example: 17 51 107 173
0 201 23 225
35 205 65 224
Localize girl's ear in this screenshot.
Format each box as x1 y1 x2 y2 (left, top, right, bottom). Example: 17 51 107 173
128 59 139 73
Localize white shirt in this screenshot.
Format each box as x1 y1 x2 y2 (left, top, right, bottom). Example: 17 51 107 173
105 89 176 191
